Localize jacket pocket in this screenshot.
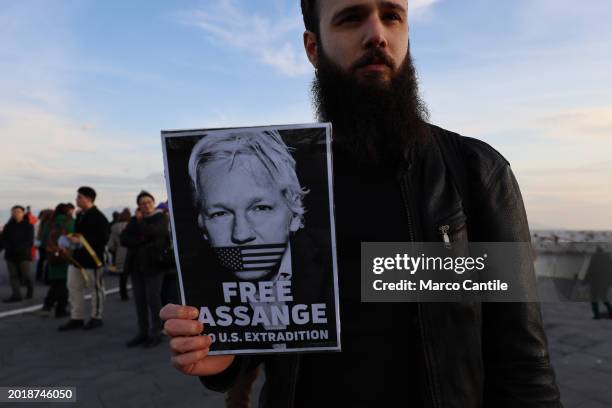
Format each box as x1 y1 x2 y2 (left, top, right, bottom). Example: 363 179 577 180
436 209 468 249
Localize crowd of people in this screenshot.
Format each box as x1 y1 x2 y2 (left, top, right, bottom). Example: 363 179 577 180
0 186 178 348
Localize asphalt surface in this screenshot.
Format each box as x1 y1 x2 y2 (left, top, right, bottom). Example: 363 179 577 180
0 262 611 407
0 262 241 408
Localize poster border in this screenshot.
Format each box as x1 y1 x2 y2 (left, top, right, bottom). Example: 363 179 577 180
160 122 341 354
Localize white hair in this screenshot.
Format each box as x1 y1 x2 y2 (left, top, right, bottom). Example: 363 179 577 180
188 129 308 221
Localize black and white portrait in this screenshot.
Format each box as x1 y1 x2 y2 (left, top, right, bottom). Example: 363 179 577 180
162 124 340 354
188 129 306 282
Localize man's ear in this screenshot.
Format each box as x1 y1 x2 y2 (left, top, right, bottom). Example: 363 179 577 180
289 214 302 232
303 30 319 69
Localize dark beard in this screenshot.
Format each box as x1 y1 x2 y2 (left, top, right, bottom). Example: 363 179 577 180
312 45 430 165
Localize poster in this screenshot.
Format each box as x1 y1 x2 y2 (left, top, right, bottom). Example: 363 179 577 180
162 123 341 355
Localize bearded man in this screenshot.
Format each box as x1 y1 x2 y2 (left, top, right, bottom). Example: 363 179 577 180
161 1 563 407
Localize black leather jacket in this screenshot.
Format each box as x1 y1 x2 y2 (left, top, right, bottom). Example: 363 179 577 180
200 125 562 408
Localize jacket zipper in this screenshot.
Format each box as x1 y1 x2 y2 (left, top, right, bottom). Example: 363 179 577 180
439 225 452 249
399 172 440 408
399 175 415 242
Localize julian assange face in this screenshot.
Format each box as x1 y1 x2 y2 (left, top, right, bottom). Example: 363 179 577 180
197 155 300 248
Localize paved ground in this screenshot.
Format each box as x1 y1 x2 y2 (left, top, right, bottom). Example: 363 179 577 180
0 262 241 408
542 303 612 407
0 262 611 407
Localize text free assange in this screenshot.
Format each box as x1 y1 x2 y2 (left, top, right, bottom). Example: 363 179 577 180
198 281 328 327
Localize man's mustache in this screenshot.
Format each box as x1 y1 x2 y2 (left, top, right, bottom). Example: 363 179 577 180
350 48 396 72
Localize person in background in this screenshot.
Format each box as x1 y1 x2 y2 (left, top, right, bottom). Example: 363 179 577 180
58 186 110 331
39 203 74 317
585 246 612 319
65 203 76 219
24 205 38 263
35 209 54 282
121 191 171 348
2 205 35 302
25 206 36 223
110 211 120 227
107 208 131 301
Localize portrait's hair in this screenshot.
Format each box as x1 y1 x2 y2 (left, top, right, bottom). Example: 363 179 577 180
77 186 97 202
11 205 25 212
188 129 307 224
300 0 319 35
136 190 155 205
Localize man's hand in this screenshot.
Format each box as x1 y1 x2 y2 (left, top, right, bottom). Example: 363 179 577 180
68 233 82 244
160 304 235 376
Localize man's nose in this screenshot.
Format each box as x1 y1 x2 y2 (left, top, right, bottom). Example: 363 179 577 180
362 15 388 49
231 214 256 245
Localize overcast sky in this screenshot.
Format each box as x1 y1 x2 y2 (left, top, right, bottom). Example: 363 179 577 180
1 0 611 230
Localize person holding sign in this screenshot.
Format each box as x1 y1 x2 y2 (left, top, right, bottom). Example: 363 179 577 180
162 0 561 407
163 126 337 406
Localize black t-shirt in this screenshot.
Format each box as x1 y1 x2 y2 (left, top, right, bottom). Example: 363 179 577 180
294 150 423 406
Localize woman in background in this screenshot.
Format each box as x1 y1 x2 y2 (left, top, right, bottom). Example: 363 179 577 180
40 203 74 317
35 209 54 282
107 208 131 301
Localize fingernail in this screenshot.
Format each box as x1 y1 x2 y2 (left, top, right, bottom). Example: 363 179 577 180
190 308 199 319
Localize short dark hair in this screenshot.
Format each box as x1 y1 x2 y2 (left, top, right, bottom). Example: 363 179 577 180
11 205 25 212
301 0 319 34
136 190 155 205
65 203 75 210
77 186 97 202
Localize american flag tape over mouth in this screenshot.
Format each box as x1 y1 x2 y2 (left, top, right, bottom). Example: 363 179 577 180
214 243 287 277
